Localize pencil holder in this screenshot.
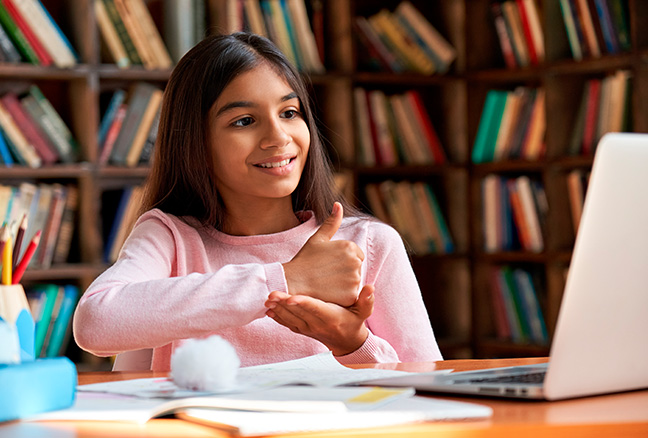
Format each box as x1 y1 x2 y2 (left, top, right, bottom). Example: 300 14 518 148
0 284 35 363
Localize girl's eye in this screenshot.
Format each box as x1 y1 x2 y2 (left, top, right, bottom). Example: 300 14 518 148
282 109 301 119
232 117 254 127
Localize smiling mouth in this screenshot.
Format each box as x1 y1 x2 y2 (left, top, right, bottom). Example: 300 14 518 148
255 158 294 168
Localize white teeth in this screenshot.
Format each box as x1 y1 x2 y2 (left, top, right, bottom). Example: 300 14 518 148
259 159 291 168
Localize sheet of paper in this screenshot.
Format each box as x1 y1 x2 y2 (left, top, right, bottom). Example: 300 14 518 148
177 395 493 436
78 352 451 399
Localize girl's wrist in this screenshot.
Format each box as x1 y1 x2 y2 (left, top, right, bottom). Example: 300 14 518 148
331 326 369 357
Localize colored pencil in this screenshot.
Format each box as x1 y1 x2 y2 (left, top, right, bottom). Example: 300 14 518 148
12 230 40 285
2 231 11 285
0 224 6 262
12 214 27 271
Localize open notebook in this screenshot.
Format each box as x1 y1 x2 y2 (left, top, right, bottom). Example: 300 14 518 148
364 133 648 400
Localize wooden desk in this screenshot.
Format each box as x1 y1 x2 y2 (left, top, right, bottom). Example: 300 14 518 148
3 358 648 437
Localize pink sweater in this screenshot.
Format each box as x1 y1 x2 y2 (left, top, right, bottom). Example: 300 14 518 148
73 209 442 370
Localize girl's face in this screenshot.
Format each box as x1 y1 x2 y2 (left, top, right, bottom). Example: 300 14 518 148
207 62 310 210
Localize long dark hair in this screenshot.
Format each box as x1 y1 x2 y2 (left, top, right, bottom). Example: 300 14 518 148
142 32 357 230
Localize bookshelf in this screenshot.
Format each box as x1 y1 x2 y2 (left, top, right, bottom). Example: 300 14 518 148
1 0 646 367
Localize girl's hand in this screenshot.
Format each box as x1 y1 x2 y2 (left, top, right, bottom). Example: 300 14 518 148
264 285 375 356
282 202 364 307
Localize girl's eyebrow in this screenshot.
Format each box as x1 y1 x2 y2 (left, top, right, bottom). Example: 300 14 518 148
215 92 299 118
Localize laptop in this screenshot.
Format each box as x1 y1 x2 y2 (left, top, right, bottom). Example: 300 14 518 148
364 133 648 400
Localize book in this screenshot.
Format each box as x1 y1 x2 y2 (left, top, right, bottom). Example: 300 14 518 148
512 268 548 344
127 0 172 69
125 88 163 167
411 181 443 254
26 85 79 160
406 90 446 164
98 89 126 147
26 283 60 356
489 267 512 339
1 0 52 66
36 183 67 268
0 128 14 166
495 267 525 342
369 9 435 75
102 0 142 65
286 0 325 73
113 0 157 68
389 93 429 164
95 0 130 68
353 87 375 166
107 186 144 263
99 103 127 166
491 1 517 68
574 0 601 57
559 0 583 60
0 100 42 168
242 0 267 37
0 11 20 62
20 94 75 163
110 83 159 165
394 1 456 73
45 284 79 357
567 169 586 233
12 0 77 67
472 90 508 164
520 87 545 160
164 0 197 63
367 89 398 166
0 92 58 164
581 78 601 155
51 185 77 265
0 1 38 63
138 105 161 164
354 15 404 73
364 183 391 224
500 0 530 67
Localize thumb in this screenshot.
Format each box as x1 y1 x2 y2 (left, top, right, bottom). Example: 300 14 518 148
353 284 375 319
310 202 343 242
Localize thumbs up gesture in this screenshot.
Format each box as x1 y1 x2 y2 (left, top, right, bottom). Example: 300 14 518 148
282 202 364 307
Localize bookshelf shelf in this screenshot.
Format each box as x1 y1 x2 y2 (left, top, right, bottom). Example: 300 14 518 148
1 0 645 366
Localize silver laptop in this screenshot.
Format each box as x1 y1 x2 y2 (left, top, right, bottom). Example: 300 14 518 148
365 133 648 400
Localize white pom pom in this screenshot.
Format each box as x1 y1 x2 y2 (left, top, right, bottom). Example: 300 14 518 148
170 335 240 392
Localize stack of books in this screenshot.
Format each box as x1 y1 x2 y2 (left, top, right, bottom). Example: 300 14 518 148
0 0 77 67
0 85 78 167
0 182 78 268
489 265 548 345
558 0 631 61
354 1 456 75
95 0 172 69
364 180 453 255
354 88 446 167
481 175 547 254
471 87 546 164
490 0 544 69
98 83 163 167
225 0 324 73
567 70 632 156
25 284 80 358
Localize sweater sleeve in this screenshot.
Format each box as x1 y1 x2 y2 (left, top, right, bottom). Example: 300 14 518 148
337 221 443 364
73 212 287 357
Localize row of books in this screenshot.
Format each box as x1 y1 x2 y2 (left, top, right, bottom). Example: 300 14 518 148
0 0 77 67
489 265 548 345
559 0 631 61
103 185 144 263
567 70 631 156
354 1 456 75
224 0 324 73
364 180 453 255
354 88 446 167
25 283 80 358
482 175 547 254
490 0 545 69
0 85 78 167
566 169 590 234
471 87 545 164
0 182 77 269
98 83 163 167
95 0 172 69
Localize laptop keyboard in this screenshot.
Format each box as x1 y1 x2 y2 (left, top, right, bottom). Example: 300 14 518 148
457 371 546 385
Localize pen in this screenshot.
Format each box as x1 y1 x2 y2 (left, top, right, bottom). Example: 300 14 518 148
12 230 40 285
2 230 11 285
12 214 27 271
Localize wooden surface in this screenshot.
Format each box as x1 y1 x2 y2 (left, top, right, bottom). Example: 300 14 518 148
3 357 648 437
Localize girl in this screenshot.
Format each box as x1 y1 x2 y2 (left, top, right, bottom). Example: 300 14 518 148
73 32 442 371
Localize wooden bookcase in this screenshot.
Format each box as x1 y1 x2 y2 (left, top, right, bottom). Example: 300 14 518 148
1 0 646 368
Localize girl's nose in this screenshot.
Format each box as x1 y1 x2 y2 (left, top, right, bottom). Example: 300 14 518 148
259 119 291 149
